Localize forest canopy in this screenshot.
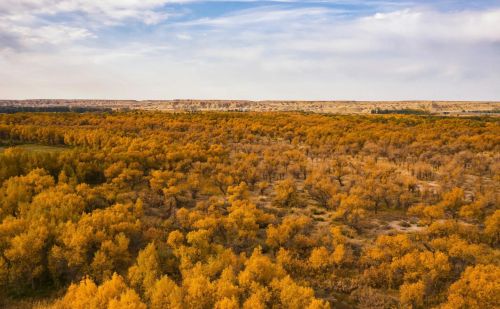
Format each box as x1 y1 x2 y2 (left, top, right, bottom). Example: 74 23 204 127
0 111 498 308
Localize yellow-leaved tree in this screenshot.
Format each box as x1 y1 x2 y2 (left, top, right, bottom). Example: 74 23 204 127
440 264 500 309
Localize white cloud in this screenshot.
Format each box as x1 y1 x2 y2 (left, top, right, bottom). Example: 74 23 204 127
0 0 171 23
0 23 95 48
0 3 499 100
176 33 192 40
0 0 176 49
360 9 500 43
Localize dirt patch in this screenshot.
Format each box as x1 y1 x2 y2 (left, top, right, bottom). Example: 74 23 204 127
387 220 425 233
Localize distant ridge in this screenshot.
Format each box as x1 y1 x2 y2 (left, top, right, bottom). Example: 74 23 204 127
1 100 499 115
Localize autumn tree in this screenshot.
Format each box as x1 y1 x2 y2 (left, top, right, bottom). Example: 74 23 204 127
440 265 500 309
273 178 300 208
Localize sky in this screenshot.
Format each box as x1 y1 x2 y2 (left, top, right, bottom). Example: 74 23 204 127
0 0 499 100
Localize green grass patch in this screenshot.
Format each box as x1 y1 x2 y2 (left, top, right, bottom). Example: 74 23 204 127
0 144 68 154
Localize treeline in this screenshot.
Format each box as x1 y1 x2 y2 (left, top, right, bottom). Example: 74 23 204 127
0 106 112 114
371 108 431 115
0 112 498 308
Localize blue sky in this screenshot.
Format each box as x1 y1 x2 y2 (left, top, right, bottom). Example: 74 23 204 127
1 0 499 100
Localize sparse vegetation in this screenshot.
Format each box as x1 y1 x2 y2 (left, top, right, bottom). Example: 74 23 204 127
1 100 499 115
371 108 431 115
